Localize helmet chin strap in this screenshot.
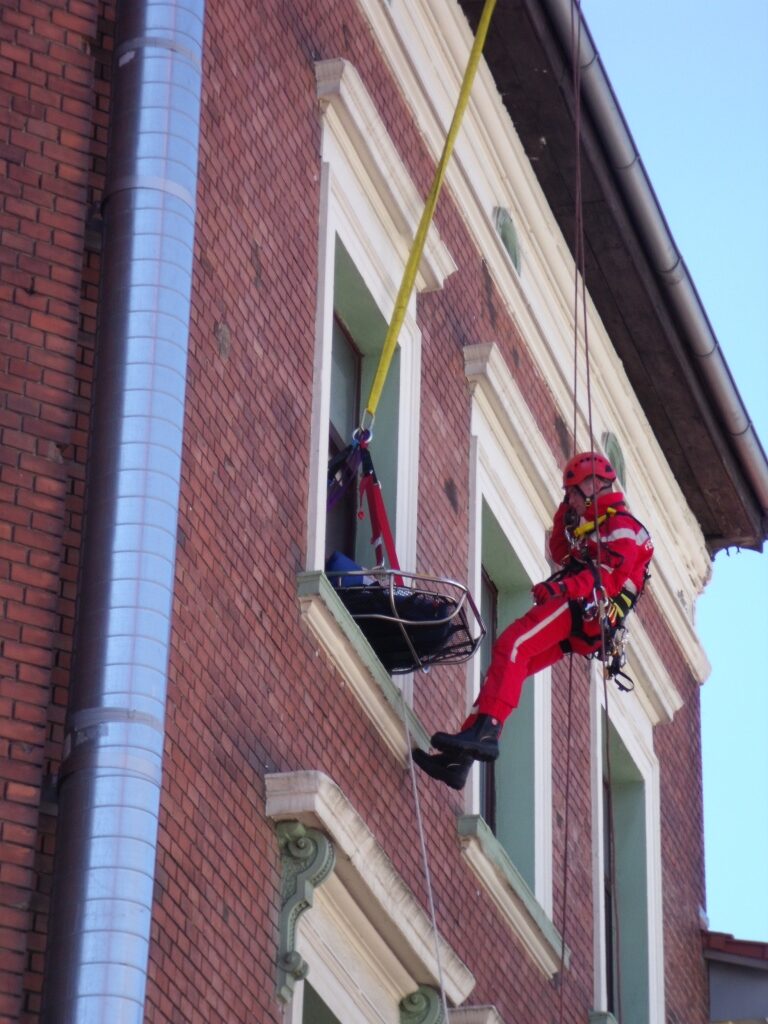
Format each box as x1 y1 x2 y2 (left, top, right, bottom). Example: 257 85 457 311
577 479 611 506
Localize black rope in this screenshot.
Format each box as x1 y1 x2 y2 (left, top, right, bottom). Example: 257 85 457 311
563 1 624 1019
557 656 576 1021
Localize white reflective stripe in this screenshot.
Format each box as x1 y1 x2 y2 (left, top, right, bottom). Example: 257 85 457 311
510 601 570 663
603 527 644 544
623 580 639 595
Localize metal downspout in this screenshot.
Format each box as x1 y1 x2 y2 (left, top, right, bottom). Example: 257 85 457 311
542 0 768 526
42 1 205 1020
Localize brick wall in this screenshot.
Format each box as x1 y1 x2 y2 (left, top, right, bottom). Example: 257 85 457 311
0 1 107 1018
0 1 710 1022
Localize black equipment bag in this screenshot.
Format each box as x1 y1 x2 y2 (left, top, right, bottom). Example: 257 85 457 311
326 552 481 673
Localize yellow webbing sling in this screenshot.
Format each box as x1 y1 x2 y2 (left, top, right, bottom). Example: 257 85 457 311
361 0 497 428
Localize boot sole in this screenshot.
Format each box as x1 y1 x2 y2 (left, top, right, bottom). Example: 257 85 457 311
431 735 499 762
412 750 470 789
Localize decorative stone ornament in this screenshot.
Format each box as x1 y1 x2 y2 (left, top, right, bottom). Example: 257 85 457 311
400 985 444 1024
275 820 336 1001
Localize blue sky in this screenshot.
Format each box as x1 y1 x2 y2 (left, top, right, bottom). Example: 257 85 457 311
582 0 768 941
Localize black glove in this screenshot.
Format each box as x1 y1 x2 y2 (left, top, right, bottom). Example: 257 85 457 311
564 505 579 529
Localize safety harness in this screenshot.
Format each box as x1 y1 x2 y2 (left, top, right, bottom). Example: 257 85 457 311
549 505 651 692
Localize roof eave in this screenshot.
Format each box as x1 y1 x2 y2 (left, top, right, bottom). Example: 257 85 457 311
458 0 768 553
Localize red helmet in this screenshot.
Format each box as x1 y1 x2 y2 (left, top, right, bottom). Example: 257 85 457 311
562 451 617 489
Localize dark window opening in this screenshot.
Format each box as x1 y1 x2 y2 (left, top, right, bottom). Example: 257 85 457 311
603 776 617 1015
325 236 396 570
601 718 649 1024
480 567 498 831
326 313 361 562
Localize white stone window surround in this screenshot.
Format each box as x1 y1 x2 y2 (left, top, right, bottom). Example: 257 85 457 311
589 667 666 1024
266 770 475 1024
301 57 455 759
463 340 673 997
465 343 684 728
306 57 455 576
464 342 558 921
352 0 712 685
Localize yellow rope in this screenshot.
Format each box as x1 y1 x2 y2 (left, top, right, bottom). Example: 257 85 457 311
362 0 497 424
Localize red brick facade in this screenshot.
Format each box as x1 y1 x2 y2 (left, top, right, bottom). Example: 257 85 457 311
0 1 109 1017
1 2 713 1022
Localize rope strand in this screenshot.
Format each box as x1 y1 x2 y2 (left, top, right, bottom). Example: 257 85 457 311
401 704 450 1020
565 1 624 1020
600 649 624 1022
557 657 576 1021
570 0 583 451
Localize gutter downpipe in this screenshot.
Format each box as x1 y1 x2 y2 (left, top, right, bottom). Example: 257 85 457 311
41 2 205 1021
543 0 768 533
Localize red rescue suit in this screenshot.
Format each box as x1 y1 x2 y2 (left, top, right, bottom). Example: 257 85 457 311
470 490 653 724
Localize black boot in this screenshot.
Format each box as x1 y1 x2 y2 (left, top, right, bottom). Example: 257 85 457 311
431 714 501 762
412 749 472 790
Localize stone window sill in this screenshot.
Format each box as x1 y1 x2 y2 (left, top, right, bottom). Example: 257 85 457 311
297 571 430 762
457 815 567 979
450 1007 506 1024
265 769 475 1008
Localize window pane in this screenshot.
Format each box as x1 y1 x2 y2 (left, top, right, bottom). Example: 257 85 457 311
302 983 341 1024
479 501 536 887
603 719 649 1024
330 316 360 445
480 569 498 828
326 317 361 561
330 237 399 568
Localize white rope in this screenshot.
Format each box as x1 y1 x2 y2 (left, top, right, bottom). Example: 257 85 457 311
399 697 450 1021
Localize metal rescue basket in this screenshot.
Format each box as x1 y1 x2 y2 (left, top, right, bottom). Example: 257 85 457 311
326 438 485 674
325 555 485 674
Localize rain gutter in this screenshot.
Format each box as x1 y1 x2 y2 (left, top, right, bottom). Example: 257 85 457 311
41 0 205 1020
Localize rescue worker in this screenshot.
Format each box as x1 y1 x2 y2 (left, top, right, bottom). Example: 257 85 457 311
413 451 653 790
